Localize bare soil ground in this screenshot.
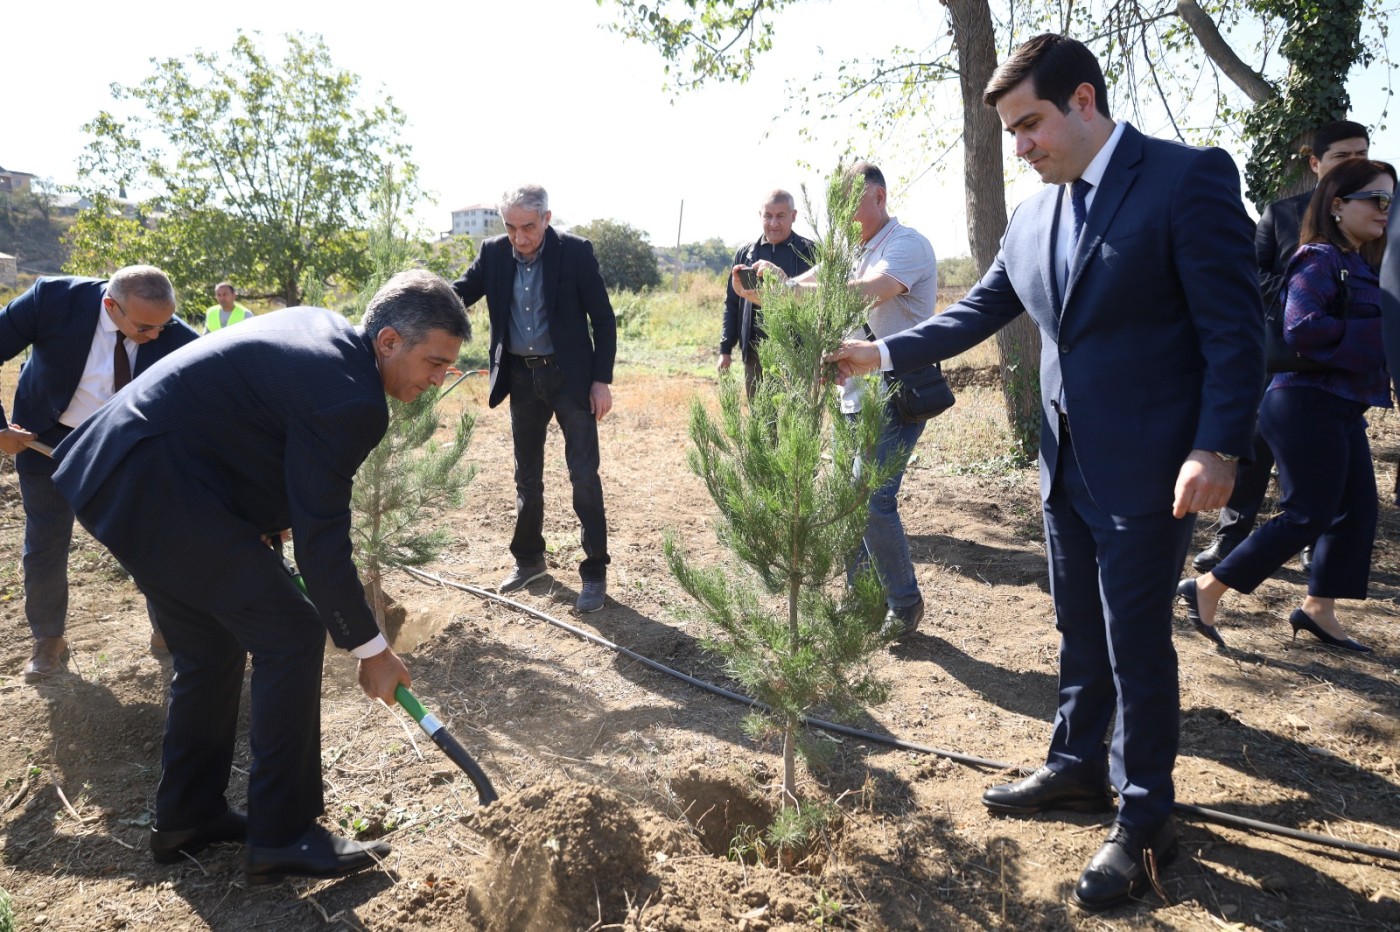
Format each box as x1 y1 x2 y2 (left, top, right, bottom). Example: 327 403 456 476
1 371 1398 931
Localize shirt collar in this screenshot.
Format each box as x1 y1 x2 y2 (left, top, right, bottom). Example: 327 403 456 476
1077 121 1125 190
861 216 901 254
99 289 122 336
512 237 545 266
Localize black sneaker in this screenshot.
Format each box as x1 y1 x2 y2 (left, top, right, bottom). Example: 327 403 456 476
500 561 547 593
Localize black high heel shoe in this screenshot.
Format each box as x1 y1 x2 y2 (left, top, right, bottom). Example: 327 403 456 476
1289 608 1372 653
1176 578 1227 648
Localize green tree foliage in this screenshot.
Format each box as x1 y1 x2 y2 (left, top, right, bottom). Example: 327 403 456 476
937 255 979 290
349 182 474 632
570 218 663 292
67 31 415 310
665 172 895 817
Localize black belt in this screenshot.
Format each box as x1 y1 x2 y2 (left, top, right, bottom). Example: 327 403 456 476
516 354 556 369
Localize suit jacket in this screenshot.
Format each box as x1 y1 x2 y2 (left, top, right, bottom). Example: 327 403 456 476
1380 202 1400 401
0 276 199 448
1256 189 1312 313
452 226 616 408
884 123 1263 516
52 308 388 651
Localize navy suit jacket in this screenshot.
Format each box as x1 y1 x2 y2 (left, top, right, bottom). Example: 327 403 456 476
52 308 388 650
885 124 1264 516
452 226 616 408
0 276 199 452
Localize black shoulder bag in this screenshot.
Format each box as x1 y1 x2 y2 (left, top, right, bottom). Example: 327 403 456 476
866 324 956 423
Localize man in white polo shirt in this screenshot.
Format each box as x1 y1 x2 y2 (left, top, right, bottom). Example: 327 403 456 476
739 161 939 636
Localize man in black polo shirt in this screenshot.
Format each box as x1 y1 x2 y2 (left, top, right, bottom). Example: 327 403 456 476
719 189 815 398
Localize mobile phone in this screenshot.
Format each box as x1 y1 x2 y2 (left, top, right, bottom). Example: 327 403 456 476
738 267 760 290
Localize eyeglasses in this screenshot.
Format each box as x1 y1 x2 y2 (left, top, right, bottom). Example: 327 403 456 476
1340 190 1392 212
107 297 176 334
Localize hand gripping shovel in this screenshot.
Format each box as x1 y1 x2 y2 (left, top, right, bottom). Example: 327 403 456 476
278 553 497 805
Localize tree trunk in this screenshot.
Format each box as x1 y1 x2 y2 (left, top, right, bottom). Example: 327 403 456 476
947 0 1041 458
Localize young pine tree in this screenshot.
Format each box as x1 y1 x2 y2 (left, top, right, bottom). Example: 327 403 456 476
349 175 475 633
665 172 897 815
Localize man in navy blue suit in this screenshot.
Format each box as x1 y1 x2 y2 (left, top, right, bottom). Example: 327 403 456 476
53 270 469 884
831 34 1262 910
0 266 198 681
452 184 617 614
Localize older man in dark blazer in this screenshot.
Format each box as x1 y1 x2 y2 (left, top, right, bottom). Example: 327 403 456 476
831 34 1262 911
452 184 617 613
52 271 469 884
0 267 198 680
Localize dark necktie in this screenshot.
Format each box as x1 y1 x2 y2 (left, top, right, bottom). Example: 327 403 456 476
113 334 132 392
1070 178 1093 257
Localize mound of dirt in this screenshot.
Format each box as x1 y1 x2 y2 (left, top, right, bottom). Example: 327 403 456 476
465 777 653 930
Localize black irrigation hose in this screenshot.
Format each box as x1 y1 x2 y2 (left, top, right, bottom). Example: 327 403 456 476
403 566 1400 866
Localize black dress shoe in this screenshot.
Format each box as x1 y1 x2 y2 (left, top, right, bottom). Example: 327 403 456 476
882 597 925 638
151 809 248 864
1299 546 1314 572
1072 819 1178 911
1191 536 1237 573
245 824 390 886
1175 578 1226 648
982 766 1113 815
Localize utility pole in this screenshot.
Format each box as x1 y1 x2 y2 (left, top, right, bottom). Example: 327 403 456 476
673 199 684 292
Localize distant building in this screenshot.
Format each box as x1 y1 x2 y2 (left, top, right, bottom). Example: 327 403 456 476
0 252 17 287
0 167 36 195
450 203 501 239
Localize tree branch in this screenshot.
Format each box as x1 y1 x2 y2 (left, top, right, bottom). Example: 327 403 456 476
1175 0 1273 102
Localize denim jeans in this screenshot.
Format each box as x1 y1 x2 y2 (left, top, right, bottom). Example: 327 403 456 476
508 361 610 581
848 399 925 610
19 454 73 639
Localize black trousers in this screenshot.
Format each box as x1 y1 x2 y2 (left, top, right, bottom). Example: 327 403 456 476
142 558 326 848
508 361 610 581
1213 386 1376 599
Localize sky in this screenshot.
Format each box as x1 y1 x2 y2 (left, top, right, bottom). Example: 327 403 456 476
5 0 1396 260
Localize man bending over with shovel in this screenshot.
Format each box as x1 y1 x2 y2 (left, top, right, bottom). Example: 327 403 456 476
51 270 469 884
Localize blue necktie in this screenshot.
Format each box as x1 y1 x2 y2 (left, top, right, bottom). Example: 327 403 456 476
1070 178 1092 258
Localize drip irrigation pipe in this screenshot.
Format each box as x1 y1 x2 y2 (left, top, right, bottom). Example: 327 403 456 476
404 566 1400 865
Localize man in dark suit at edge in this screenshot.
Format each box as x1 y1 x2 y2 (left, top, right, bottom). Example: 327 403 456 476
829 34 1263 910
0 266 198 680
51 270 469 883
452 184 617 613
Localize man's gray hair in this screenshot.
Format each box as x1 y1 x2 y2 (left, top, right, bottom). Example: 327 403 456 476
499 184 549 218
764 189 796 211
108 265 176 308
362 270 469 346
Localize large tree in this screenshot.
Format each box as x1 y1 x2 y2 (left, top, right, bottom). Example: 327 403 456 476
67 31 415 309
571 218 664 291
606 0 1386 456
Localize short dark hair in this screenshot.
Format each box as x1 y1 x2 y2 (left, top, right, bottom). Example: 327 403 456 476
848 161 886 190
983 33 1110 119
1306 120 1370 160
362 270 469 346
1301 158 1396 268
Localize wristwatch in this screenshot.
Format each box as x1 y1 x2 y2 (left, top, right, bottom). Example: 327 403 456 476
1211 451 1240 463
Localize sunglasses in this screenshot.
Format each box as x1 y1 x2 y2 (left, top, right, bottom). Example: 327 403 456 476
1340 190 1392 212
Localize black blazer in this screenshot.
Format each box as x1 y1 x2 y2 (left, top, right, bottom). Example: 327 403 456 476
0 276 199 447
1255 189 1312 313
52 308 388 651
452 226 616 408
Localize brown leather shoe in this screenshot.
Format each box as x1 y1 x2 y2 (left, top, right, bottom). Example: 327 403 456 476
22 637 68 682
150 627 170 656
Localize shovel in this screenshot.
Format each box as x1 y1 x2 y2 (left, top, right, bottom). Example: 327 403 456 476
278 553 497 805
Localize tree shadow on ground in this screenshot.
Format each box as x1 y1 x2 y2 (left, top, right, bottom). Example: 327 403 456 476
908 531 1049 592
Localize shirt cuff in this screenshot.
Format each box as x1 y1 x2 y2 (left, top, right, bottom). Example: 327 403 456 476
350 634 389 659
877 340 893 372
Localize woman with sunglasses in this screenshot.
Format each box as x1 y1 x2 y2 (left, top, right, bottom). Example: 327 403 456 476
1178 158 1394 654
